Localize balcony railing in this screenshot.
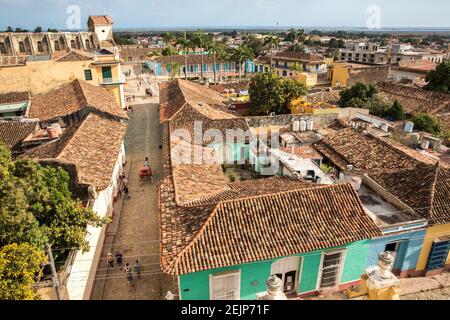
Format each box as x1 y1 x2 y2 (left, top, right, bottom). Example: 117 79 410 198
100 76 126 85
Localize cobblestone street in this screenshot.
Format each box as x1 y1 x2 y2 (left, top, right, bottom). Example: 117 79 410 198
90 99 166 300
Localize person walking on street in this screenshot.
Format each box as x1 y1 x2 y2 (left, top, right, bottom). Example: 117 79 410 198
125 263 134 286
123 184 131 199
134 260 142 279
107 252 114 268
115 251 123 270
126 271 133 286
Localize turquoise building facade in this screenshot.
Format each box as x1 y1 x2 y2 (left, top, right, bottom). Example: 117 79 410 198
179 240 371 300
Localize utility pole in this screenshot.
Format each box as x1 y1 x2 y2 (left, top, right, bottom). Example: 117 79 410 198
46 244 62 300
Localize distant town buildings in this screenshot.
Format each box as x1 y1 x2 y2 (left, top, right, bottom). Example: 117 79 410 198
338 42 445 65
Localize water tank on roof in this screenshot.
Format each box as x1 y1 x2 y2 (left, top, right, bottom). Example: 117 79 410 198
404 121 414 133
47 126 59 139
292 121 300 132
350 176 362 192
306 119 314 131
420 140 430 150
300 120 307 132
50 123 62 135
410 133 420 145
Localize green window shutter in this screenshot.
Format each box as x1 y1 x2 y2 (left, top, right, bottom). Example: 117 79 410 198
84 69 93 81
102 66 112 79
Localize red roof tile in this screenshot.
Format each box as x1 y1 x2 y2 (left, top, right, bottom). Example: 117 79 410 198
160 179 381 275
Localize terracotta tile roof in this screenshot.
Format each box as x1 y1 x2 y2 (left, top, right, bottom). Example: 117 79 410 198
306 91 341 105
369 163 450 225
379 137 443 167
54 50 94 62
29 79 127 122
274 51 325 63
160 79 250 143
397 60 437 73
0 121 38 154
0 92 30 104
160 179 381 275
280 146 322 160
182 177 320 207
314 127 419 173
210 81 250 94
377 82 450 116
25 114 127 190
89 15 113 25
22 125 79 159
159 79 228 123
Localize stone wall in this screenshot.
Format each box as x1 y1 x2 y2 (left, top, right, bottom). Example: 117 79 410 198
348 65 390 87
245 113 338 130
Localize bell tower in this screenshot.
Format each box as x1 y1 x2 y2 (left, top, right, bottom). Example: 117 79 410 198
87 15 115 46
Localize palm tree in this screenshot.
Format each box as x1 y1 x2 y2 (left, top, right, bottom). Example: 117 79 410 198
162 46 178 79
232 45 255 82
207 41 225 84
287 28 305 52
192 30 209 82
264 35 280 71
172 62 182 80
176 33 191 80
148 49 161 61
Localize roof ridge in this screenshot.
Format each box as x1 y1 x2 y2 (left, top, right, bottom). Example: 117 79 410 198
428 161 441 219
56 113 94 158
170 182 365 275
72 79 90 107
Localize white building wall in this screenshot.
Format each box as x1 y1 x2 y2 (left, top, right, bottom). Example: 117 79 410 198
66 142 126 300
94 25 113 42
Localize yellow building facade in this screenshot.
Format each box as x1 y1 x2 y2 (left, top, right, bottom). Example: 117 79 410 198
289 98 338 115
415 224 450 275
0 51 126 109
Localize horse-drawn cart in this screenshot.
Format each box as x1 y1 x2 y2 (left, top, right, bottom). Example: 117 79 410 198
139 167 153 183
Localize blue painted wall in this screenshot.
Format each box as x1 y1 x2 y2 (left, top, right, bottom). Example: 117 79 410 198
367 230 426 271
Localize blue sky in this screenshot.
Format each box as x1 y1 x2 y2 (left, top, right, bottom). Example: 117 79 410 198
1 0 449 30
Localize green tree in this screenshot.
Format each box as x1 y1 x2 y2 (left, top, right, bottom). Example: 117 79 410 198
243 35 264 58
339 82 378 107
364 94 391 117
207 40 225 84
264 35 280 71
0 144 107 252
6 26 13 32
192 30 209 81
386 100 405 120
249 72 284 115
411 113 442 135
231 45 255 82
248 73 307 115
162 46 178 79
34 26 42 33
279 78 308 113
0 243 47 300
176 34 191 80
425 60 450 93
